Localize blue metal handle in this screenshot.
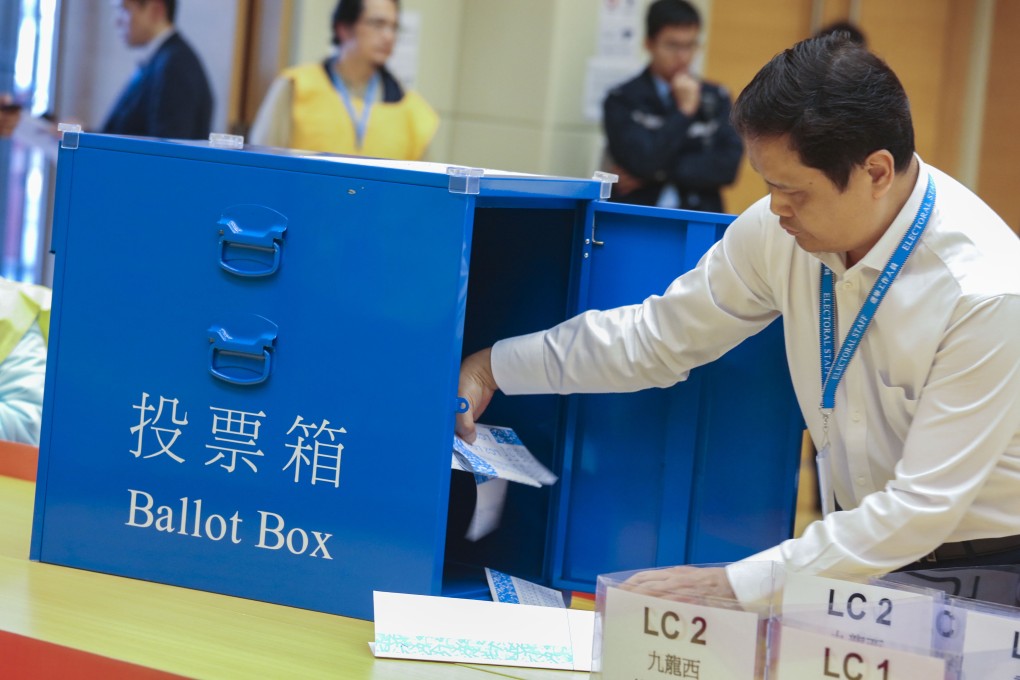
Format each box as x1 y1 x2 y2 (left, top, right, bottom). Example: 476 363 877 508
207 314 278 387
219 240 281 277
208 347 273 385
217 204 287 278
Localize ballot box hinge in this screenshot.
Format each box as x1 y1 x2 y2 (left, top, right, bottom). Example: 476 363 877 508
57 123 82 150
592 170 618 201
447 166 483 195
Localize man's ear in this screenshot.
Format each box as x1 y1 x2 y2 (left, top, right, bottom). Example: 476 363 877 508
146 0 169 24
864 149 896 198
336 23 353 46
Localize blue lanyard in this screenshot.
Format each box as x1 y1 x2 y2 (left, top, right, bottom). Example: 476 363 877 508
819 174 936 412
328 59 379 150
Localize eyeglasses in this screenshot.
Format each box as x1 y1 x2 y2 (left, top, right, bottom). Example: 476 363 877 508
658 39 700 53
360 17 399 34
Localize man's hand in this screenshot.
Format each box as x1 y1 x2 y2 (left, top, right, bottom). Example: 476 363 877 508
671 73 701 117
455 347 498 444
611 163 645 196
622 566 736 602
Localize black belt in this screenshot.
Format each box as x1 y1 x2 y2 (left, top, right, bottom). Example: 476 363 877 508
923 534 1020 563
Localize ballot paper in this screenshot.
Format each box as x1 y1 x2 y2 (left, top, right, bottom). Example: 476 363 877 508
486 568 567 608
450 425 556 541
463 477 508 542
372 591 593 671
450 455 508 542
452 424 557 487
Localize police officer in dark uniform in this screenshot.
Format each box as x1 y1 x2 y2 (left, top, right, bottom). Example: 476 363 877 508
602 0 743 212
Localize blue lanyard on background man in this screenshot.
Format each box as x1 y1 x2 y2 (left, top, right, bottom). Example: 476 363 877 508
818 174 936 442
328 58 380 150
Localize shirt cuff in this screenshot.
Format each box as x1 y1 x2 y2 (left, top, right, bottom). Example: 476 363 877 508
491 331 554 395
725 546 783 605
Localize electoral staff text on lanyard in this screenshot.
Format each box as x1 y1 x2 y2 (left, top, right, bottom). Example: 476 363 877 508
818 174 936 447
329 58 379 150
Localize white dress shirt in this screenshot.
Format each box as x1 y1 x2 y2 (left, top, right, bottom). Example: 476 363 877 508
490 159 1020 602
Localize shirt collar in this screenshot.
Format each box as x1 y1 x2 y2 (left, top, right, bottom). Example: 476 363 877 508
854 154 931 272
135 27 175 67
812 154 931 274
651 74 673 107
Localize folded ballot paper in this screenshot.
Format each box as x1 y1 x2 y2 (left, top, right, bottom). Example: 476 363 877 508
452 424 557 541
486 568 567 608
452 424 558 487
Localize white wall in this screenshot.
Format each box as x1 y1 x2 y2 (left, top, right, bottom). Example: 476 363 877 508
289 0 335 67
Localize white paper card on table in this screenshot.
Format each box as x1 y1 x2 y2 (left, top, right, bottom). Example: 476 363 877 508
372 591 593 671
782 571 937 653
599 585 762 679
775 624 946 679
452 424 557 488
486 568 566 608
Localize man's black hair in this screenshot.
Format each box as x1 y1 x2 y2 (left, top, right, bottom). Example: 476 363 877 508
136 0 177 23
731 33 914 191
815 20 867 47
646 0 701 40
332 0 399 45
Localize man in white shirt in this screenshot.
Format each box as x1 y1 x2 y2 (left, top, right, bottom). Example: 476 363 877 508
455 33 1020 604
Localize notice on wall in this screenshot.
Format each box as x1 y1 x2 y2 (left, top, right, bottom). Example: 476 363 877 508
583 55 645 123
583 0 644 122
597 0 642 57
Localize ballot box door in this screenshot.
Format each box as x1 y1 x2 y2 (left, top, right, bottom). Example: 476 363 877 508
31 136 475 620
548 202 804 591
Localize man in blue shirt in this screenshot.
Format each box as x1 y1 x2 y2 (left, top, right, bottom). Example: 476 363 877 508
102 0 213 139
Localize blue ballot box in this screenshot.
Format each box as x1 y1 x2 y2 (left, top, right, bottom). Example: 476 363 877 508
31 133 804 620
